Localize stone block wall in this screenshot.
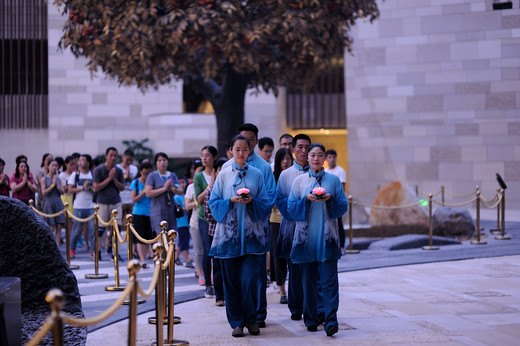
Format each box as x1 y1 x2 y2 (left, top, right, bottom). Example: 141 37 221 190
345 0 520 208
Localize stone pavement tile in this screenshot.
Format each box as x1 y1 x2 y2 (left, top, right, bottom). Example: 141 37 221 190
380 301 448 315
457 330 520 345
463 313 520 325
347 291 411 302
347 317 428 332
411 315 493 331
340 297 395 318
434 301 517 315
496 324 520 338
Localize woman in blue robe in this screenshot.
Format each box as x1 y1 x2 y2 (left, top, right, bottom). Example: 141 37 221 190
208 135 271 338
287 143 348 337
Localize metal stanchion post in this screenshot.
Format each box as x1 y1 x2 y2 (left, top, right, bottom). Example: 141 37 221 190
124 215 146 305
106 209 125 291
496 188 511 240
471 191 487 245
422 194 439 250
164 230 189 346
47 289 65 346
64 203 79 270
490 188 501 235
415 184 419 196
154 243 165 346
85 205 109 279
149 222 181 325
441 185 445 205
127 260 140 346
344 196 359 255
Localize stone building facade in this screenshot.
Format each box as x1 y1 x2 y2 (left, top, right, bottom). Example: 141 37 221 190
345 0 520 208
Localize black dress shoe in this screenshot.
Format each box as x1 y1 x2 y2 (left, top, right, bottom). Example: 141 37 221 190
257 320 266 328
307 325 318 332
291 313 302 321
326 325 338 337
246 323 260 335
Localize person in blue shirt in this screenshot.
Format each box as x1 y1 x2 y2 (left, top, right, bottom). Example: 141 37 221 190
287 143 348 337
223 123 276 327
275 133 320 321
209 135 272 338
174 177 194 268
130 161 153 268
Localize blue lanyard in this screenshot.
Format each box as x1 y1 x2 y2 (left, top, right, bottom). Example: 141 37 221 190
157 171 169 185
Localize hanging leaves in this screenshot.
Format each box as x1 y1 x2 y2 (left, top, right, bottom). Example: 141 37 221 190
53 0 380 92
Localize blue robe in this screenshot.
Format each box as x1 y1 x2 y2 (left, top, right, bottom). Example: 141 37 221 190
208 161 271 258
287 169 348 263
275 162 309 258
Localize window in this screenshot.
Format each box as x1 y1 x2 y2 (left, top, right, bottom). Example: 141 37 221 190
286 58 346 129
1 0 48 129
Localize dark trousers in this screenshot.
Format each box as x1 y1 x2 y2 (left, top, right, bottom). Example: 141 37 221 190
269 222 288 286
257 253 267 322
338 217 345 249
300 261 339 330
220 255 261 328
212 248 224 301
198 219 212 287
288 260 303 315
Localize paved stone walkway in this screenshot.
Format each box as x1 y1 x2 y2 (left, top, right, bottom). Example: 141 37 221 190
87 255 520 345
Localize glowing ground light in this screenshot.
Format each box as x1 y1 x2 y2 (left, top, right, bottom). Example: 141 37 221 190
419 199 428 206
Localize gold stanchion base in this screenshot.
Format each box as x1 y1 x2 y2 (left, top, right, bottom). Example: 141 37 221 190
495 235 511 240
470 240 487 245
148 316 181 325
85 273 109 279
489 229 501 235
344 249 360 254
69 264 80 270
123 299 146 305
153 340 189 346
105 286 126 291
422 246 439 250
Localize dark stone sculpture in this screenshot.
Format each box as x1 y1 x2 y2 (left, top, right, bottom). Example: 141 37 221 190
433 207 476 238
0 196 86 345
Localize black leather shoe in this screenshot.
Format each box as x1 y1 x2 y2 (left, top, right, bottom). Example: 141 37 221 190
326 325 338 337
232 327 244 337
246 323 260 335
307 325 318 332
291 313 302 321
257 320 266 328
317 312 325 325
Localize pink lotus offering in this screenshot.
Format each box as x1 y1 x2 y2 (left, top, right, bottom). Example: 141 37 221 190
312 187 326 200
237 188 250 199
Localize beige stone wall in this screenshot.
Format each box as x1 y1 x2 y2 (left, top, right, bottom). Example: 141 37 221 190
345 0 520 208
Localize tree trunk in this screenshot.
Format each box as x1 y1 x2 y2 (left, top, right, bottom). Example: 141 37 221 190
191 69 250 156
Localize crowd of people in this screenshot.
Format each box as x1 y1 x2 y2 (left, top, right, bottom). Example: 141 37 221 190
0 122 349 338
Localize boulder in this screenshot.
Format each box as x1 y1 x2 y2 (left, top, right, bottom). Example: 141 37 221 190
433 207 475 238
369 181 428 227
0 196 86 345
368 234 461 251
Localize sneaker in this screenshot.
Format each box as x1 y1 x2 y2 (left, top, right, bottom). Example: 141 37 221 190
280 295 288 304
69 250 75 259
326 325 338 337
257 320 266 328
215 300 225 307
307 325 318 332
185 261 194 268
246 323 260 335
231 326 244 338
204 286 215 298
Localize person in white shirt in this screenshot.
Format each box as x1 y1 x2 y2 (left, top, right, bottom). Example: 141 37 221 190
117 149 138 233
324 149 347 252
68 154 96 258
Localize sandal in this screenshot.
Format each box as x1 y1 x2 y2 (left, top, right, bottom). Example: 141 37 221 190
185 261 194 268
175 259 183 266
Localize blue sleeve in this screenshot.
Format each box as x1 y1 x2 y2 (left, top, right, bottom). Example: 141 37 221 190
170 173 180 187
287 181 309 222
264 168 276 209
275 183 292 220
326 178 349 219
130 180 137 191
208 174 231 223
247 173 272 222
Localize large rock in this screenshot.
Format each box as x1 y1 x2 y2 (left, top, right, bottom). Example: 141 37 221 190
368 234 461 251
433 207 475 238
0 196 86 345
369 181 428 227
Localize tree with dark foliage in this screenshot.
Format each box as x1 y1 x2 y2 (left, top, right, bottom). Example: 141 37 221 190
55 0 380 154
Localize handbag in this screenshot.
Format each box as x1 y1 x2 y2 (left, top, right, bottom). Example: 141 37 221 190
174 202 184 218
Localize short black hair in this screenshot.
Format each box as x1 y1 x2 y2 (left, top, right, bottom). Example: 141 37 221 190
123 149 135 157
308 143 326 154
16 155 27 164
139 161 153 171
279 133 293 144
72 152 81 159
238 123 259 138
106 147 118 155
64 155 75 164
0 158 5 166
325 149 337 157
81 154 92 166
231 134 250 148
214 158 227 172
55 156 64 168
292 134 311 148
258 137 274 150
